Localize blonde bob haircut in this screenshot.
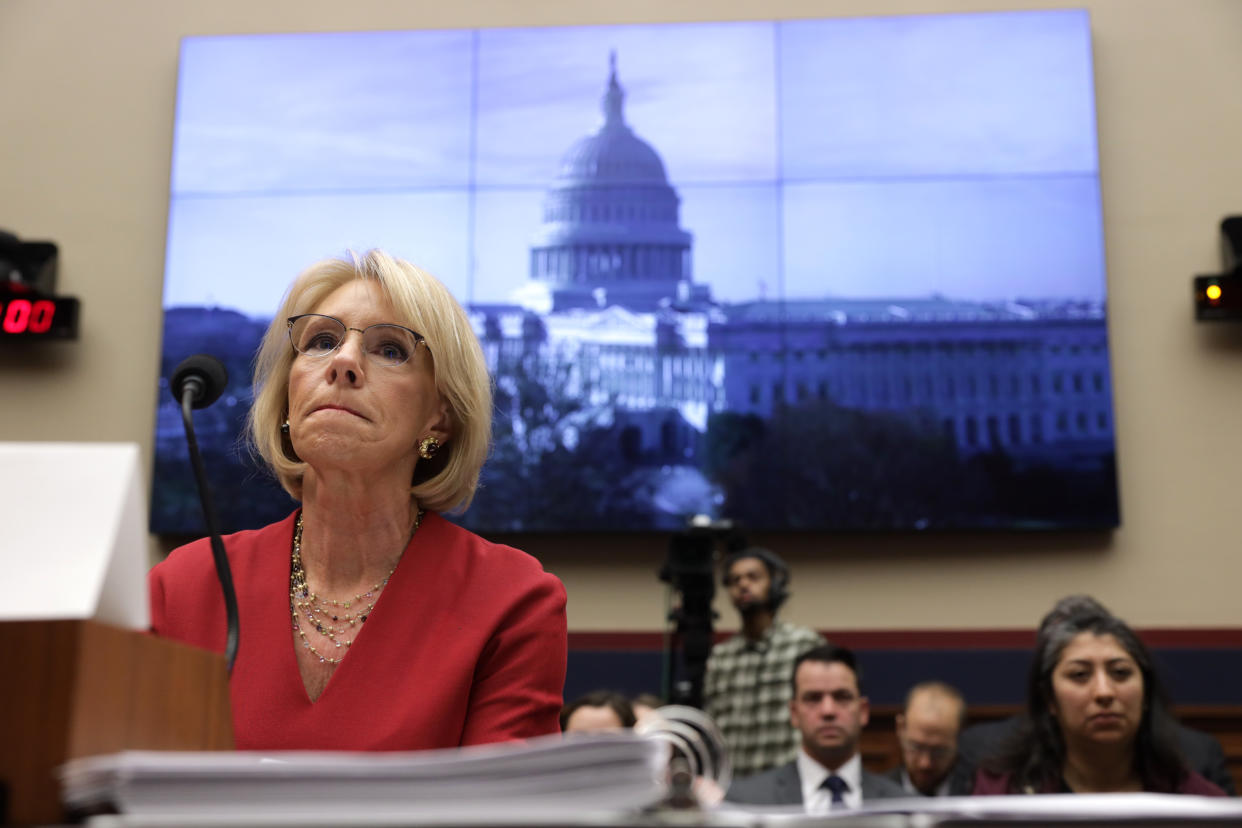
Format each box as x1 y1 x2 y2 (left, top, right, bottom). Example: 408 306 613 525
248 250 492 514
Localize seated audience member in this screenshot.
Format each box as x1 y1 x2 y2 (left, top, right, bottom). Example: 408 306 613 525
887 681 972 796
631 693 664 725
974 605 1226 796
560 691 637 732
958 595 1236 795
726 644 906 809
704 547 825 779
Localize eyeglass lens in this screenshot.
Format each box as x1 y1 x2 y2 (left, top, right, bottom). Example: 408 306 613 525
288 314 421 367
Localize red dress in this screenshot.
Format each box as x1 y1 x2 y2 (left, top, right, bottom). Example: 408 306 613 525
149 510 567 751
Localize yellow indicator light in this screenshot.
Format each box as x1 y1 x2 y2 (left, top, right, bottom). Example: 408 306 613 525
1206 284 1223 301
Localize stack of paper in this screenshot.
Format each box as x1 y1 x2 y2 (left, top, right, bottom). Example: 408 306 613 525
61 731 668 821
734 793 1242 826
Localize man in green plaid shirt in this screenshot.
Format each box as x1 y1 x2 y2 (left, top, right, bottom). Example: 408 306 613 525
703 548 825 779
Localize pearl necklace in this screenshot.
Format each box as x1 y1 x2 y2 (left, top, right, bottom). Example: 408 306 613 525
289 510 423 665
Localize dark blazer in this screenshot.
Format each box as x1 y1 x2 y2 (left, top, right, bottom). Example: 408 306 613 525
727 759 908 806
957 716 1236 797
882 760 974 796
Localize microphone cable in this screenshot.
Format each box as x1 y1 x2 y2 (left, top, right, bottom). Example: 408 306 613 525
171 354 240 674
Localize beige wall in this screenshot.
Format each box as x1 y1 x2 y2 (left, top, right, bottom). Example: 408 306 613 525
3 0 1240 632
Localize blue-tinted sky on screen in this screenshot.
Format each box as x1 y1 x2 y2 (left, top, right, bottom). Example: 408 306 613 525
163 10 1103 316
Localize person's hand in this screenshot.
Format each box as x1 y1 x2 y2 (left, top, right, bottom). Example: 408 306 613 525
693 775 725 807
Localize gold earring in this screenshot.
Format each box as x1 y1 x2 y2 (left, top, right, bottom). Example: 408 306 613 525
418 436 440 459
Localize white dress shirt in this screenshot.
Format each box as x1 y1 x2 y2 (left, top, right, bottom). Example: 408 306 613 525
796 747 863 812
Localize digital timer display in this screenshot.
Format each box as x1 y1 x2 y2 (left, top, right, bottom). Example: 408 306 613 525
0 295 79 339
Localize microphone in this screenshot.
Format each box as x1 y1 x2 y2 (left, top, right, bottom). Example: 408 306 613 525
169 354 240 674
634 705 731 807
171 353 228 409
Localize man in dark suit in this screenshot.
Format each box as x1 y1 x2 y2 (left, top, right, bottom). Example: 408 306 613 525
726 644 906 810
884 681 973 797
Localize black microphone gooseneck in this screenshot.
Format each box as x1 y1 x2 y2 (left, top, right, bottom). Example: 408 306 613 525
171 354 240 674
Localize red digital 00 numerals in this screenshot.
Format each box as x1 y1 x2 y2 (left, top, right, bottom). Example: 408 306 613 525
0 298 57 334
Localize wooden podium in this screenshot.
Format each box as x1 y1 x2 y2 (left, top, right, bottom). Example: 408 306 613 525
0 620 233 825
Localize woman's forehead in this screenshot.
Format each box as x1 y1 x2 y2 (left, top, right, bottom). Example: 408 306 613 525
1058 631 1133 662
312 279 397 320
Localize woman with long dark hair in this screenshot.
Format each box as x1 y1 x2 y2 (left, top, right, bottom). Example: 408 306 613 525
974 606 1223 795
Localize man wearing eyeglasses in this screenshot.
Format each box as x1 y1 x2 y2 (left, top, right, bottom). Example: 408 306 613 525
886 681 971 796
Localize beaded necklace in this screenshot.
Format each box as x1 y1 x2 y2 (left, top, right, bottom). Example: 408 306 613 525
289 509 424 665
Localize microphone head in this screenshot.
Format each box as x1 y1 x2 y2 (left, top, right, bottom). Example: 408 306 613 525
171 354 229 409
634 704 732 794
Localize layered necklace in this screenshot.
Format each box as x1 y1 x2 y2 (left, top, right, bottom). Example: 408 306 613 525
289 509 424 665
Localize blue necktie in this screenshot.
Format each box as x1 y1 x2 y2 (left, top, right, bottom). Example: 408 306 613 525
822 774 848 808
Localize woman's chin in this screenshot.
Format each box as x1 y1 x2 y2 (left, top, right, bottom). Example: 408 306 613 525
1078 727 1137 747
298 437 383 472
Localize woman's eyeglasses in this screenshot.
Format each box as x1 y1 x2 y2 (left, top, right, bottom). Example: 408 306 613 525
287 314 428 367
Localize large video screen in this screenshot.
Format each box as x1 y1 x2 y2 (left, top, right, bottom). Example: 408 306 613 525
153 10 1119 534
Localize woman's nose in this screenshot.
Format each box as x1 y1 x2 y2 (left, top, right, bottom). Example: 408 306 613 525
1091 671 1115 700
328 332 365 382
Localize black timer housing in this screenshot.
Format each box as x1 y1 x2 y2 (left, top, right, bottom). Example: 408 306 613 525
0 232 79 340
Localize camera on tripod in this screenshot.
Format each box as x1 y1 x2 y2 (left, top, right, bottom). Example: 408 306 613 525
658 515 745 708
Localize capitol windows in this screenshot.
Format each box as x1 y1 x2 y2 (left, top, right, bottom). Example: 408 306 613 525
1052 373 1064 393
964 417 978 447
1008 414 1022 444
989 374 999 398
1030 414 1044 444
796 382 808 401
1097 411 1108 430
1073 373 1084 393
966 376 977 399
1031 374 1041 394
772 381 784 404
818 380 829 400
1093 372 1104 392
1056 412 1069 434
1076 412 1089 434
987 416 1000 446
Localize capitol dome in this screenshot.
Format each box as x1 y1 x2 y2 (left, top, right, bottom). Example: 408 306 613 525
555 66 670 186
525 54 706 313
